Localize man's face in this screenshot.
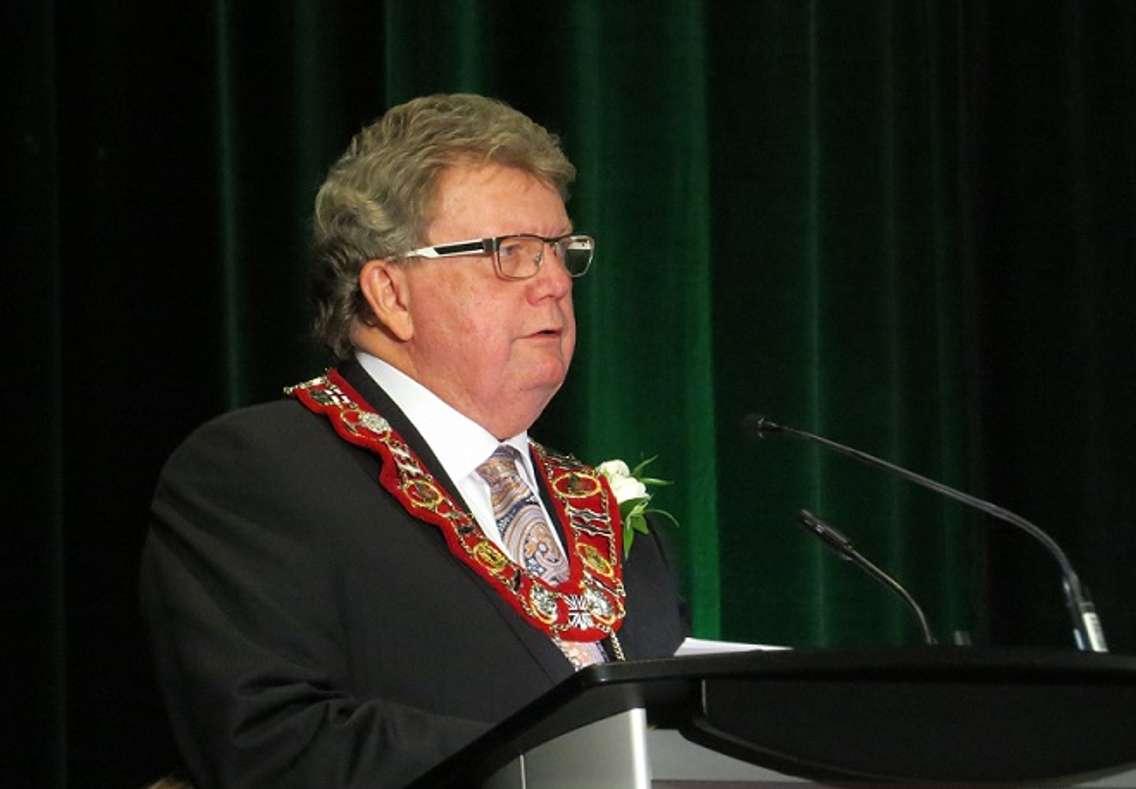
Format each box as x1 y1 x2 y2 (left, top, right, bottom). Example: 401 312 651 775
401 162 577 438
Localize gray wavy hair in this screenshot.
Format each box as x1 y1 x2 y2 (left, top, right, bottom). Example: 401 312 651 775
310 93 577 360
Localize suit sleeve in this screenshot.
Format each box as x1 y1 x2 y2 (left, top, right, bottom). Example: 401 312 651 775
140 408 489 788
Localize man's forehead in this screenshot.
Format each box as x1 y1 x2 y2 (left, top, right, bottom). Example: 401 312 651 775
427 162 571 238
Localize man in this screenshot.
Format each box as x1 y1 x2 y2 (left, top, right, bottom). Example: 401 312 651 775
142 94 686 787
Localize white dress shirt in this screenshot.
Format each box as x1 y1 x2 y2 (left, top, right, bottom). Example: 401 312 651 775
356 351 563 557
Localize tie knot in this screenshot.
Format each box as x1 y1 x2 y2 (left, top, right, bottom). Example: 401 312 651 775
477 445 523 485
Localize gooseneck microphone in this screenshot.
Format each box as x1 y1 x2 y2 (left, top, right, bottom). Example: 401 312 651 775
744 414 1107 653
797 509 937 645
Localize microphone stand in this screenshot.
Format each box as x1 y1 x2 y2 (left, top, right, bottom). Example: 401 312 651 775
747 415 1107 653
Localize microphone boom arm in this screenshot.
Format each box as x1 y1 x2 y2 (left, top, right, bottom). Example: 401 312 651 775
798 509 937 645
748 415 1107 652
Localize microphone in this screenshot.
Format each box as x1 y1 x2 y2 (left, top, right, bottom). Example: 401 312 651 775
744 414 1108 653
796 509 936 645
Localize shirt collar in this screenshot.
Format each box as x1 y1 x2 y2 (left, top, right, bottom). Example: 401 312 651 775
355 351 536 485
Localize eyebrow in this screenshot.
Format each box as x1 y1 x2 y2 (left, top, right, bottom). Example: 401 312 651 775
495 226 574 238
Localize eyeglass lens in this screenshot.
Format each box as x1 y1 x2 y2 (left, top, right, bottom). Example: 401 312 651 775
495 236 593 278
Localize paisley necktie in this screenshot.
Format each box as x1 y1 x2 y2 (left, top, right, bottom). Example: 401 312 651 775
476 445 606 669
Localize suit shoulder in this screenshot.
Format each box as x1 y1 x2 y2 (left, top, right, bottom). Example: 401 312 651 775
187 398 331 443
160 398 354 481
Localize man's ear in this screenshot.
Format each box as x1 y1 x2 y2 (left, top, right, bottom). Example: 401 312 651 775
358 259 414 342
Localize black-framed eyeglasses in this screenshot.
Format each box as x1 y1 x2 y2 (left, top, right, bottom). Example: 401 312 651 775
401 233 595 280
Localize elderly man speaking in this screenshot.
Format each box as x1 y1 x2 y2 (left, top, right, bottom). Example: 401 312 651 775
142 94 686 787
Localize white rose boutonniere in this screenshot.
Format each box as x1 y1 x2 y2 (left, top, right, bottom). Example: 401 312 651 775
596 456 678 558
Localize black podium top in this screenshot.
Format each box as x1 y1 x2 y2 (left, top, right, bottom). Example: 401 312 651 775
413 647 1136 786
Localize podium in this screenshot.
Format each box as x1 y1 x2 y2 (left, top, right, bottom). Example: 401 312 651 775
412 648 1136 787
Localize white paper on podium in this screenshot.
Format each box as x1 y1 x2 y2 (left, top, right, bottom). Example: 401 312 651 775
673 637 790 657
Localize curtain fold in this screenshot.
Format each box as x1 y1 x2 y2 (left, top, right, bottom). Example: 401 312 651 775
213 0 245 406
553 0 722 638
10 4 66 786
12 1 1135 785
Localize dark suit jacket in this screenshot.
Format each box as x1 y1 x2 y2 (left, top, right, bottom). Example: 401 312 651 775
141 360 686 787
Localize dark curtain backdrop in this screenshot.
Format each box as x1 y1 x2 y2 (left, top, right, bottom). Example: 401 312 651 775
10 1 1135 786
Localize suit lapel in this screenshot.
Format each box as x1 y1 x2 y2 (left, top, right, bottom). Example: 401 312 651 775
337 360 463 502
335 360 574 685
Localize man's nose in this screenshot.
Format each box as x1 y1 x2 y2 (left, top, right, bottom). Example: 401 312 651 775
527 242 573 299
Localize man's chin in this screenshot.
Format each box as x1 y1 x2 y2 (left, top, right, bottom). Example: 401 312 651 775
514 353 571 389
487 375 567 435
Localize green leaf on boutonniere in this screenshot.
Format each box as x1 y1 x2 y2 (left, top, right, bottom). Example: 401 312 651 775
597 454 679 558
644 508 680 529
618 497 648 518
629 455 658 478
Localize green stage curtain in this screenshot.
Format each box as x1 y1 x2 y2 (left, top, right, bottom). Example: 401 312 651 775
11 1 1135 785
